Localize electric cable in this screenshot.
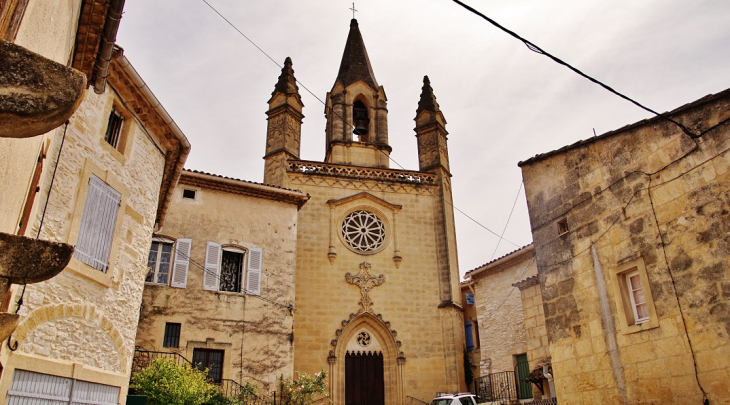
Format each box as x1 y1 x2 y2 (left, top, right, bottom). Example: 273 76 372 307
450 0 700 139
489 182 523 260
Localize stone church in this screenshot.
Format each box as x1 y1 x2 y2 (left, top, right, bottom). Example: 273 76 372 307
263 18 465 403
134 18 466 404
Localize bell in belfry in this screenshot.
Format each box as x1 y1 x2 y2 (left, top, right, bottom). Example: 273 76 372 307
353 100 370 139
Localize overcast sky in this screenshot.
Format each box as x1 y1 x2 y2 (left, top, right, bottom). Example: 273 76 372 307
116 0 730 278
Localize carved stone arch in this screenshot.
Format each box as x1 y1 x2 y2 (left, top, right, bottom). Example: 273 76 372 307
13 303 128 373
329 312 404 405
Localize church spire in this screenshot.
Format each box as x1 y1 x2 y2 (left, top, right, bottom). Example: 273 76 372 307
416 75 441 116
335 19 378 90
270 57 300 100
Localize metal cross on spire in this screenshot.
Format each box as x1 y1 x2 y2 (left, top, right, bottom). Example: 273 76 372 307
349 3 358 19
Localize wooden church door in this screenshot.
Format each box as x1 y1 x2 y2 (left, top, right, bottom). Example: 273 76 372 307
345 351 384 405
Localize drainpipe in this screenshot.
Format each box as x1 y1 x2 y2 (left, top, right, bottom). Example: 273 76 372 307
93 0 125 94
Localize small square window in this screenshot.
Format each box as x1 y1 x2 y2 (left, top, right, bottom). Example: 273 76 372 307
557 218 569 236
104 108 124 149
182 189 196 199
465 293 474 305
163 323 181 348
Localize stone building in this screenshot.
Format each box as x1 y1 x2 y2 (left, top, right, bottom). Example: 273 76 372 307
464 244 540 401
519 88 730 403
134 169 308 389
262 19 466 404
0 1 189 402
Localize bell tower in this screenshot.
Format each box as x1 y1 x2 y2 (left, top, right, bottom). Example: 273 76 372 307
324 19 390 168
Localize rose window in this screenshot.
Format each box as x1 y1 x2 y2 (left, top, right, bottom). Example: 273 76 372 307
341 210 386 253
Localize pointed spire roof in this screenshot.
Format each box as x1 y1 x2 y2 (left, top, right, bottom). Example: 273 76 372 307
335 19 378 90
272 57 300 96
416 75 441 115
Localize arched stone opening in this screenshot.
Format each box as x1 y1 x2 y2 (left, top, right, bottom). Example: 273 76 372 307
329 312 404 405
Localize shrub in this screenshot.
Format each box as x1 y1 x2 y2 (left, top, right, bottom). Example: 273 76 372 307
131 357 218 405
277 370 328 405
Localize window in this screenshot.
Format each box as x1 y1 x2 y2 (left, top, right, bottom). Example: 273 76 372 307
145 238 191 288
146 238 173 284
465 293 474 305
557 218 569 236
203 242 262 295
465 322 474 351
104 107 124 149
610 257 659 334
163 323 181 348
182 189 196 199
73 175 121 272
192 349 224 383
626 271 649 324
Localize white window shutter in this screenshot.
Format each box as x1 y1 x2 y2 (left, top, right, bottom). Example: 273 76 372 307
246 248 262 296
170 238 192 288
203 241 221 291
73 175 121 272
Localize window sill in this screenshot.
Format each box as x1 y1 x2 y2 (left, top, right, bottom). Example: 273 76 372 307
99 138 127 165
622 319 660 335
66 258 112 288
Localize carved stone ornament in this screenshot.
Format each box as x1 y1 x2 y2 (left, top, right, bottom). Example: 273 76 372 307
346 262 385 312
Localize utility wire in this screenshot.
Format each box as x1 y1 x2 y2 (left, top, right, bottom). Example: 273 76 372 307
200 0 518 248
489 182 523 260
450 0 699 138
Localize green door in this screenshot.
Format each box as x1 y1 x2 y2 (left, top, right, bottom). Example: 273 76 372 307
515 354 533 400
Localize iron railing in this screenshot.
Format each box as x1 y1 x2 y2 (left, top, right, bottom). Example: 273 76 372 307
474 371 518 403
131 349 194 376
406 395 429 405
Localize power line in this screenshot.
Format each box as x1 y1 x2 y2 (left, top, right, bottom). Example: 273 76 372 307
450 0 699 138
199 0 519 248
489 181 523 260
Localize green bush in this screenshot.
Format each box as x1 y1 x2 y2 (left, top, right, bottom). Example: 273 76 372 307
131 358 218 405
277 370 328 405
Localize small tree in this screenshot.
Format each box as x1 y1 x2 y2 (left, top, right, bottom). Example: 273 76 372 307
278 370 328 405
131 357 218 405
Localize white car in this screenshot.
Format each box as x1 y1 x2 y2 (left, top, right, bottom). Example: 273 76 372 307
429 393 478 405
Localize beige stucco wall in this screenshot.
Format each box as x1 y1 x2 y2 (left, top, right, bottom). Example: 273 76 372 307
520 89 730 404
0 83 169 401
289 171 465 403
134 180 300 388
469 249 537 375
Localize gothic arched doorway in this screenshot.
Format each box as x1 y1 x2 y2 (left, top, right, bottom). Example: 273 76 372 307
345 350 384 405
329 313 404 405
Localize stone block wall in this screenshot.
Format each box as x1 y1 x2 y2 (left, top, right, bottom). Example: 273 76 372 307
468 247 537 375
520 89 730 404
0 83 168 400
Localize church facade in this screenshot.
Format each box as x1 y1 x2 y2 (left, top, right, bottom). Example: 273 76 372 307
263 19 465 403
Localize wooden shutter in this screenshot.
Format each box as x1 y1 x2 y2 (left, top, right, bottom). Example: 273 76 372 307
203 241 221 291
465 322 474 351
73 175 121 272
170 238 192 288
246 248 262 296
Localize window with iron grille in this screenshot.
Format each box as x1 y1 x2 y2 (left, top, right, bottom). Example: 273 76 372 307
104 108 124 149
192 349 224 383
73 175 121 272
163 323 181 348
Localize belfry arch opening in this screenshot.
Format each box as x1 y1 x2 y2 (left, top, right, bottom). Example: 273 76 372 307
352 99 370 142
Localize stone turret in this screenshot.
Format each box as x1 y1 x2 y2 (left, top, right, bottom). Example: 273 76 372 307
324 19 390 168
263 57 304 187
415 75 450 174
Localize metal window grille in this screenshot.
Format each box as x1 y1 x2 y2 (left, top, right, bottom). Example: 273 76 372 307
193 349 224 383
7 369 119 404
104 108 124 148
73 175 121 272
163 322 181 348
